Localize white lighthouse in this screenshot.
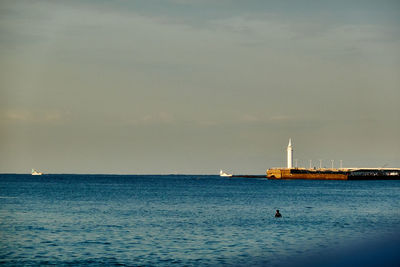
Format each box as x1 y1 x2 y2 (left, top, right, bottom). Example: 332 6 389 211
287 138 293 169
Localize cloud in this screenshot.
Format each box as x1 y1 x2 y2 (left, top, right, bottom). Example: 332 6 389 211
240 114 297 124
2 110 65 123
4 110 31 121
127 112 175 125
209 13 400 58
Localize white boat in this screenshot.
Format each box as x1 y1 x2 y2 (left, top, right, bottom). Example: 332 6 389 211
220 170 233 177
31 169 43 175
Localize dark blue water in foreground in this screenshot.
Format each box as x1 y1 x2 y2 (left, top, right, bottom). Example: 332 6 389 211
1 174 399 266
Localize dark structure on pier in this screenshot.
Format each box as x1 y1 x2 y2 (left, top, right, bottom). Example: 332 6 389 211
266 168 400 180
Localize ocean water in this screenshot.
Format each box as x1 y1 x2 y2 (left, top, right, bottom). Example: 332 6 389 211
0 174 399 266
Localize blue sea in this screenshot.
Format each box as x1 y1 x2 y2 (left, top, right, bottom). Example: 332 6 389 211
1 174 399 266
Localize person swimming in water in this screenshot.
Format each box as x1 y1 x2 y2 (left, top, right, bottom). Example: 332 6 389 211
275 210 282 218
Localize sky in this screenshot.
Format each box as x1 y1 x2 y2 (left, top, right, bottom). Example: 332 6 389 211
1 0 399 174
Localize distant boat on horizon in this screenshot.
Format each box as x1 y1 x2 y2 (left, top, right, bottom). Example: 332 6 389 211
31 169 43 176
220 170 233 177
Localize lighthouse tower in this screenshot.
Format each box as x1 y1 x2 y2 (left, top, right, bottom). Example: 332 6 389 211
287 138 293 169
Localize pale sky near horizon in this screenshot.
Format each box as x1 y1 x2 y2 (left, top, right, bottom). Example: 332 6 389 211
1 0 399 174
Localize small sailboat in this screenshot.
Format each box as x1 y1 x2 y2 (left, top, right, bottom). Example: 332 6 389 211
31 169 43 175
220 170 233 177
